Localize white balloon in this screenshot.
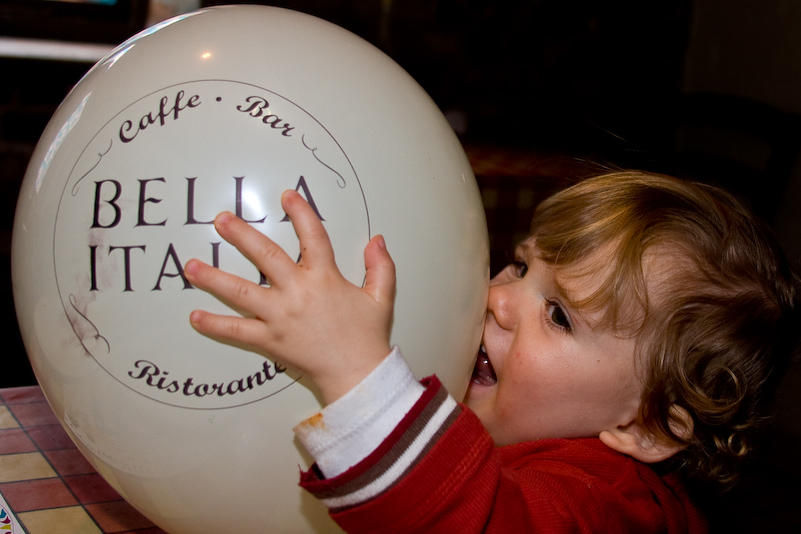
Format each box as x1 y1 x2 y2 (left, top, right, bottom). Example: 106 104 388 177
12 6 488 534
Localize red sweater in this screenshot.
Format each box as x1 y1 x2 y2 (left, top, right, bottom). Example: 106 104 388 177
300 376 707 534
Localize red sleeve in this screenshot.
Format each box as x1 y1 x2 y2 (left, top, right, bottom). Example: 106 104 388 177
300 377 707 534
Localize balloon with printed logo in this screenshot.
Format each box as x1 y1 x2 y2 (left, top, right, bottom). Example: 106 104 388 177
12 6 488 534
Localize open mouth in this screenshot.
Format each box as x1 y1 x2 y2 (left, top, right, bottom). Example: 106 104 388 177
471 344 497 386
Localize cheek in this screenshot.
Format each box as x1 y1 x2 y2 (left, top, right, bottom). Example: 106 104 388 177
609 364 644 411
505 339 572 385
503 341 605 408
497 349 545 409
501 347 536 383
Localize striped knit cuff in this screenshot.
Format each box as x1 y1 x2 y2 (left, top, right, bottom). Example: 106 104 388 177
294 347 426 479
301 376 462 512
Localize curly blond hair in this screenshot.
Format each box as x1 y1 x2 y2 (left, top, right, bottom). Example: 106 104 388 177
528 171 798 487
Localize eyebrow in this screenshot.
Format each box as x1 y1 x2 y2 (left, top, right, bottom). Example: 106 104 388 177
517 241 590 330
553 277 589 330
514 240 528 257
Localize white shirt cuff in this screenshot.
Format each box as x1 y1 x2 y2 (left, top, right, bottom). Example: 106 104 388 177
293 346 425 479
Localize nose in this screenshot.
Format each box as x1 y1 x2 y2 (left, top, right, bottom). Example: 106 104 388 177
487 275 518 331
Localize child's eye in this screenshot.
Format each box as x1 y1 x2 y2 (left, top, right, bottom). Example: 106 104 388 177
511 260 528 278
546 300 571 331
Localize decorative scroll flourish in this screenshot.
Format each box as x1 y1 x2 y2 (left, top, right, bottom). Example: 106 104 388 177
69 294 110 354
71 139 113 196
302 134 346 188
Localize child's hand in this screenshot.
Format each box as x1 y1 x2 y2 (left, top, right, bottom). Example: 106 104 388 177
184 190 396 405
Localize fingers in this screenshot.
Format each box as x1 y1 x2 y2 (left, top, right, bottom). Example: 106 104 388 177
363 234 396 306
213 211 297 285
188 309 268 349
213 191 335 281
185 258 269 316
185 260 275 348
185 191 333 313
280 190 335 267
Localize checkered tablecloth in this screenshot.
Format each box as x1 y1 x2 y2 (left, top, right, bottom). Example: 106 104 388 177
0 386 166 534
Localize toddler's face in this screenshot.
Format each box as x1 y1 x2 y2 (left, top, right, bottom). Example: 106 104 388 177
465 237 644 446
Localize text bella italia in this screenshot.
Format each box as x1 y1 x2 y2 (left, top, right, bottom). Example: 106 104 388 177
79 89 331 401
88 89 322 293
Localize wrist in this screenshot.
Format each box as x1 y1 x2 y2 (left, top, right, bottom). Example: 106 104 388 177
313 343 393 405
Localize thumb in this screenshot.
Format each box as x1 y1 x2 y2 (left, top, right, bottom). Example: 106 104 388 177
363 235 396 306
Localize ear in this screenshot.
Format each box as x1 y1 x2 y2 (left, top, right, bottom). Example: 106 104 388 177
599 405 694 464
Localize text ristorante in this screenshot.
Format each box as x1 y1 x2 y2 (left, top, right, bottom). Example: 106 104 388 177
129 359 288 397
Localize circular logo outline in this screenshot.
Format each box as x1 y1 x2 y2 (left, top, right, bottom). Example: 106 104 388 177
51 79 371 410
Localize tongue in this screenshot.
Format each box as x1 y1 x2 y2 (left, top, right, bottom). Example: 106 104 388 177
471 349 497 386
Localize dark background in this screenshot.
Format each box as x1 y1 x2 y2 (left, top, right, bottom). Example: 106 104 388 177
2 1 801 531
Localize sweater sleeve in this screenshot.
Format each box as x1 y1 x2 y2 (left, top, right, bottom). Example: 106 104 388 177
293 346 426 479
299 373 502 532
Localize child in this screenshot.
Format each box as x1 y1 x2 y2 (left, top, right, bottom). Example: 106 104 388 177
184 171 797 533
